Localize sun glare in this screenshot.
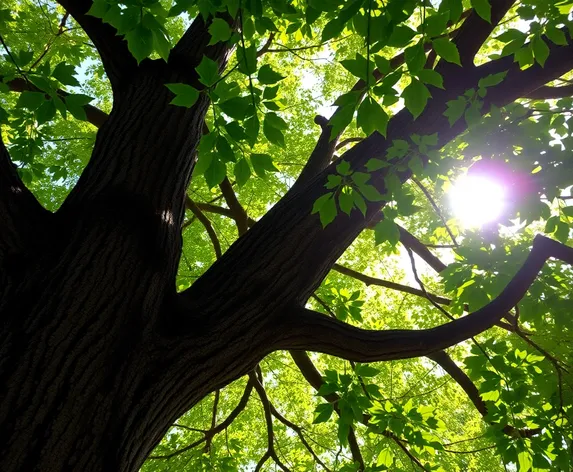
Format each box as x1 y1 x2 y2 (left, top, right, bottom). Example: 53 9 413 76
449 175 506 227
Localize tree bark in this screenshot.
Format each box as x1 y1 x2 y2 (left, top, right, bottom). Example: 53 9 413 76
1 4 573 471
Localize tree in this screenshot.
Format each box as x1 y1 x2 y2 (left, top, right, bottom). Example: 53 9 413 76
1 0 573 470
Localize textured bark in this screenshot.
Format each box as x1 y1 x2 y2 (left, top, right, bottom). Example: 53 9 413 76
1 4 573 471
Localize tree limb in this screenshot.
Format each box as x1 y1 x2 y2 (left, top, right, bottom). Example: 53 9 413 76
332 263 452 305
55 0 137 87
269 404 333 472
148 377 254 460
448 0 517 67
278 236 573 361
250 371 291 472
412 177 458 247
185 196 222 258
428 351 541 438
219 177 249 236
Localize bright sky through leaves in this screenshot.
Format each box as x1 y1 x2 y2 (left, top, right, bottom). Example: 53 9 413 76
449 175 506 227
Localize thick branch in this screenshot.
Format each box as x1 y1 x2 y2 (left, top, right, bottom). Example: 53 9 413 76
449 0 516 67
55 0 137 87
397 226 448 273
219 177 249 236
279 236 573 361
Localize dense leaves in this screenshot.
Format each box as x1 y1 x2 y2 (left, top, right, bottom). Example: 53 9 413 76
1 0 573 470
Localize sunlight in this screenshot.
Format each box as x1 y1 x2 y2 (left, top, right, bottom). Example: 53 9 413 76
449 175 506 227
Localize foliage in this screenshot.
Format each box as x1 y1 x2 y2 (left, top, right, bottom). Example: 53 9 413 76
1 0 573 470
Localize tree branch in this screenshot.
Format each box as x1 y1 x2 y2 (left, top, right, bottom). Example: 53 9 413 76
448 0 517 67
3 76 109 128
148 377 254 460
332 263 452 305
219 177 249 236
185 196 222 258
250 371 291 472
278 236 573 361
269 403 333 472
55 0 137 87
428 351 541 437
412 177 458 247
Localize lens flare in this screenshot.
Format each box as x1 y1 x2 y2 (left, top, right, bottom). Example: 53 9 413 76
449 175 505 227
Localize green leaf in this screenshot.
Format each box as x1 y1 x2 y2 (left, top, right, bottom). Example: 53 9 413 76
402 79 431 119
531 36 549 66
204 157 226 188
263 116 285 147
152 29 171 62
257 64 286 84
339 190 354 215
251 153 278 177
237 45 257 75
355 364 379 377
374 56 391 74
340 54 373 82
444 96 467 126
471 0 491 23
387 25 417 47
36 99 56 124
357 96 389 137
416 69 444 89
478 71 507 88
234 158 251 186
219 96 252 120
17 91 46 111
545 25 567 45
312 192 334 214
336 160 351 176
263 85 279 100
377 448 394 467
357 183 384 202
196 56 220 87
432 38 461 65
64 94 93 121
208 18 232 44
424 12 450 37
366 158 390 171
125 25 154 63
216 136 235 162
404 42 426 72
264 112 288 130
166 83 200 108
517 450 532 472
313 403 334 423
86 0 109 18
352 189 367 216
326 174 342 189
322 18 344 42
375 219 400 246
52 62 80 87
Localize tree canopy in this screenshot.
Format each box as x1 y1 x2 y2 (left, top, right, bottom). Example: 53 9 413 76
1 0 573 470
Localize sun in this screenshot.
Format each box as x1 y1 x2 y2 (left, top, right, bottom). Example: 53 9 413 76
449 175 506 227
